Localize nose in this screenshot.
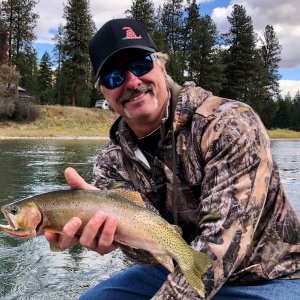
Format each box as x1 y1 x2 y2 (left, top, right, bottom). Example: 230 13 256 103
124 70 142 90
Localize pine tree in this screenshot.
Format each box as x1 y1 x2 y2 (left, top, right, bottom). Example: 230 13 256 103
53 24 65 105
246 25 282 128
260 25 282 99
19 49 39 94
0 11 9 64
160 0 185 82
183 0 223 94
151 5 169 53
125 0 156 33
1 0 39 90
291 91 300 130
183 0 201 79
37 51 53 104
60 0 95 106
274 93 293 129
220 5 261 106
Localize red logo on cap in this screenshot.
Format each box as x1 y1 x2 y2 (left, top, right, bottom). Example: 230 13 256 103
122 27 142 40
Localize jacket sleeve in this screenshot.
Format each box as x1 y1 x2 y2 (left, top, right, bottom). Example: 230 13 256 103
152 101 274 299
92 142 134 190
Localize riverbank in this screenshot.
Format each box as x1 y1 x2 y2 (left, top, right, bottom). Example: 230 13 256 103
0 105 299 139
0 105 116 138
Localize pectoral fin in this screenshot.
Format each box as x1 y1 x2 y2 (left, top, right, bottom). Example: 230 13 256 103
50 244 64 252
107 181 125 190
44 227 64 235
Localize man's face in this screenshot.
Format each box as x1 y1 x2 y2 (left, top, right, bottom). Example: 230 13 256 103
101 52 169 128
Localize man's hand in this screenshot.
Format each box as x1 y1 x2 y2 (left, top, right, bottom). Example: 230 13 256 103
44 167 118 254
63 167 98 190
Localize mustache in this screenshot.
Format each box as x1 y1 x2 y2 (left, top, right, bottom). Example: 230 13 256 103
119 84 154 106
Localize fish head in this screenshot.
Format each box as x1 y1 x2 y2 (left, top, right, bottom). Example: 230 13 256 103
0 202 42 238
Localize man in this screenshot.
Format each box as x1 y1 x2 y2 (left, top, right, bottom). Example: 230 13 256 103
46 18 300 299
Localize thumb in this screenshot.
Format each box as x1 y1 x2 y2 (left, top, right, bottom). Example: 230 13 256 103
64 167 98 190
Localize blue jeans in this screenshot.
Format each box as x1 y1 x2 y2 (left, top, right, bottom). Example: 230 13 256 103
79 264 300 300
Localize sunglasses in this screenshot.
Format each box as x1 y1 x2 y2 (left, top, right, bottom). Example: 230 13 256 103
100 55 154 89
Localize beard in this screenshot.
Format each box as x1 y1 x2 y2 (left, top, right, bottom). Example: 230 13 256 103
124 96 158 119
118 83 157 119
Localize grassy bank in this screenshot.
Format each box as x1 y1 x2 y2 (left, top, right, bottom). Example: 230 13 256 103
0 105 299 139
268 128 300 139
0 105 117 137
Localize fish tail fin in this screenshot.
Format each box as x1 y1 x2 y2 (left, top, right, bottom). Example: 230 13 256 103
182 248 212 297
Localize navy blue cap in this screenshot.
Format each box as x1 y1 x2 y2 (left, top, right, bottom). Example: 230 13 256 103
89 18 157 79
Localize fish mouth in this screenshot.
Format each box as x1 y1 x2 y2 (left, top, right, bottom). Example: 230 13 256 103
0 209 19 231
0 209 35 237
0 213 35 238
0 202 43 238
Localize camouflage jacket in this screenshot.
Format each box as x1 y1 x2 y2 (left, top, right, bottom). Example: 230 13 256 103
92 81 300 299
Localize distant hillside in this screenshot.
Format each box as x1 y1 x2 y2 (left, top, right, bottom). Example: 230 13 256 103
0 105 117 137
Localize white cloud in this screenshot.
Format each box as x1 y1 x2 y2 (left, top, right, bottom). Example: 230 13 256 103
33 0 299 97
34 0 132 44
279 80 300 98
211 0 300 69
34 0 64 45
35 0 300 70
211 5 233 33
90 0 131 29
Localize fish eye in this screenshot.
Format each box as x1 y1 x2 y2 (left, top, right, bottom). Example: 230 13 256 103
10 205 19 215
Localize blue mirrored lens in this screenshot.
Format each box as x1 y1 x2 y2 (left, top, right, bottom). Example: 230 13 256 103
101 70 125 89
129 55 153 77
100 55 153 89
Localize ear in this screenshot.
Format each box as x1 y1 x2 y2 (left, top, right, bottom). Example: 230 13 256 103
153 58 166 75
157 64 166 75
100 86 107 99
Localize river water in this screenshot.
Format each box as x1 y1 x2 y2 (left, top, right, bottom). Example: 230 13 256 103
0 139 299 299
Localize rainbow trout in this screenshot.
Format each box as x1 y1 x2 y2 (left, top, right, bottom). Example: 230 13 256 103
0 189 213 296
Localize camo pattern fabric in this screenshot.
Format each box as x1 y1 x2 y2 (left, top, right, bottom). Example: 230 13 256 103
93 81 300 299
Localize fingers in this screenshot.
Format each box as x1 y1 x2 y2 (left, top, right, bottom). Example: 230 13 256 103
60 217 82 249
99 216 117 252
64 167 98 190
79 211 118 255
45 217 82 251
45 211 118 255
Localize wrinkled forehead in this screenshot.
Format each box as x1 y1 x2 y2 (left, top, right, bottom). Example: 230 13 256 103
101 49 152 74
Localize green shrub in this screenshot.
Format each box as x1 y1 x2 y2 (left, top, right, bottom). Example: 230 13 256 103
0 96 38 122
0 96 16 120
13 98 39 122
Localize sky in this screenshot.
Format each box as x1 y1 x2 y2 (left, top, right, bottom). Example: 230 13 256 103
33 0 300 98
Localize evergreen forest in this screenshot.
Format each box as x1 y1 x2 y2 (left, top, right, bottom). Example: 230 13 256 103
0 0 299 130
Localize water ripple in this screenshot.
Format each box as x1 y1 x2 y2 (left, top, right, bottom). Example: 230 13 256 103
0 139 299 298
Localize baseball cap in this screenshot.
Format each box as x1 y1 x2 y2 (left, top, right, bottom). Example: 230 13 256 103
89 18 158 80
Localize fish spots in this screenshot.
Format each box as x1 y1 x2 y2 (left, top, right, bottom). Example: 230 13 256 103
0 189 212 297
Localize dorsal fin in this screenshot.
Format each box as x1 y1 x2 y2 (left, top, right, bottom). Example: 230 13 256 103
107 181 125 190
110 190 146 207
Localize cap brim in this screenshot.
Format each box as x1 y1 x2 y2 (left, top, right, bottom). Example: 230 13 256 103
95 45 156 79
